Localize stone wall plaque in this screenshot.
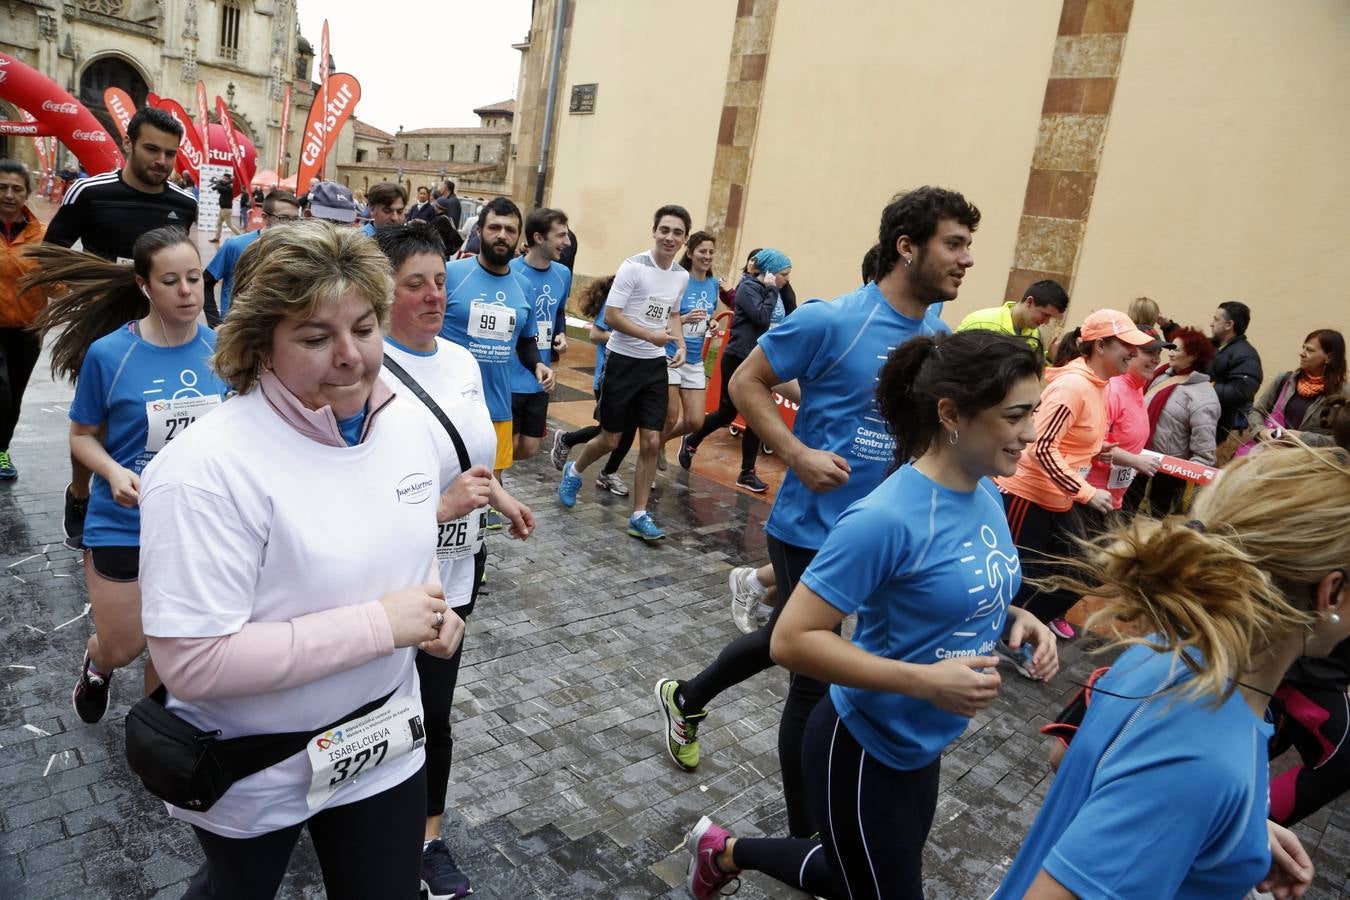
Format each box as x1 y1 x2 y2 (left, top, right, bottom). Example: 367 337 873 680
568 83 597 115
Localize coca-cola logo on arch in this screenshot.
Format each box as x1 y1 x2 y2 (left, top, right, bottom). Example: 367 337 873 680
42 100 80 114
71 129 108 142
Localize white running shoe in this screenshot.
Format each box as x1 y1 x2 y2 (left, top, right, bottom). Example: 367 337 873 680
729 567 766 634
595 471 629 497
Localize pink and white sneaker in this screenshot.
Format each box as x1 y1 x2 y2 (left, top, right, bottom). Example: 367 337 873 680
1049 618 1076 640
685 816 740 899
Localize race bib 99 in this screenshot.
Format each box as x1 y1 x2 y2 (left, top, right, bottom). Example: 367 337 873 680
468 301 516 342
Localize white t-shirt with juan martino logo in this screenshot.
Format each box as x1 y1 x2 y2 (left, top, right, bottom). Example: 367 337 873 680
380 336 496 609
138 388 456 837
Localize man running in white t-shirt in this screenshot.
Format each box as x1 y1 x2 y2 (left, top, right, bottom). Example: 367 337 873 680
557 205 690 541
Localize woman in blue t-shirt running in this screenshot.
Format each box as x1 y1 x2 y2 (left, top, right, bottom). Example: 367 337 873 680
992 442 1348 900
682 329 1058 900
27 227 228 725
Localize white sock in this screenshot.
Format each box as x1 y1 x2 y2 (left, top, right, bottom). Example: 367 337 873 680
632 509 646 519
746 569 766 593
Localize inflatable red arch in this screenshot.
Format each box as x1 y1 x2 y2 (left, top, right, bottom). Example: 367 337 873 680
0 51 122 173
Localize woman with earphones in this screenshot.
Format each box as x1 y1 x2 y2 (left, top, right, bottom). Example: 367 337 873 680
993 443 1347 899
26 227 229 724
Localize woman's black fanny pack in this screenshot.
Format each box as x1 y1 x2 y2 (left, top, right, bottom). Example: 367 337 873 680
125 686 394 812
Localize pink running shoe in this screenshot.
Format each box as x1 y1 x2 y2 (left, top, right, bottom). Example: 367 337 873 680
685 816 740 899
1049 618 1076 640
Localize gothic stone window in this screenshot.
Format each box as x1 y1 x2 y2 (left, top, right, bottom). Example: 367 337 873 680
220 1 242 62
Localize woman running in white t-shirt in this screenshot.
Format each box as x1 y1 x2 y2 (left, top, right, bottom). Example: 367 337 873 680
138 223 464 898
375 222 534 900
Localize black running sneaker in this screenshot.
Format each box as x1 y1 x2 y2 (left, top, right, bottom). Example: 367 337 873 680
63 485 89 551
72 653 111 724
736 470 768 493
421 839 473 899
678 436 695 470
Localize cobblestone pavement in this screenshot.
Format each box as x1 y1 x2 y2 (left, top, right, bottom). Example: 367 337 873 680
2 352 1347 899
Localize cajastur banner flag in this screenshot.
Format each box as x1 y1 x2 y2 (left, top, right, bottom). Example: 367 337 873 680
195 81 210 157
102 87 134 140
318 19 331 176
294 72 361 190
150 97 204 181
278 83 292 175
215 96 247 188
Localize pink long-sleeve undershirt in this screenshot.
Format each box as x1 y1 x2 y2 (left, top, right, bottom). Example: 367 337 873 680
147 594 395 702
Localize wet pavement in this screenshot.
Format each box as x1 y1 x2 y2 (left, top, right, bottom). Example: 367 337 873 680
1 210 1347 898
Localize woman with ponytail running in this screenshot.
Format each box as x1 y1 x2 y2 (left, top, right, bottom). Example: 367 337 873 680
25 228 228 723
682 329 1058 900
994 443 1348 899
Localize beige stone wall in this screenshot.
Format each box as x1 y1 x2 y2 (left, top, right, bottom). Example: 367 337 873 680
737 0 1063 307
1071 0 1350 370
544 0 735 276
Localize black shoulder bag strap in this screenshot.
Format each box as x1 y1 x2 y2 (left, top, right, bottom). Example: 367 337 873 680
382 353 488 601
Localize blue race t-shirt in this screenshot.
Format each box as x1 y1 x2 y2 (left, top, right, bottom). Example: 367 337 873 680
803 467 1017 770
441 257 535 421
759 282 950 549
592 315 610 394
993 644 1273 900
667 274 719 362
508 256 571 395
204 229 260 319
69 323 228 547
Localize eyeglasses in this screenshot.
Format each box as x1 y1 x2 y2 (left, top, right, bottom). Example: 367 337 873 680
266 213 300 223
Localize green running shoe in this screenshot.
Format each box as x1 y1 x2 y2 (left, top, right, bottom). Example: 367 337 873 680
655 678 707 772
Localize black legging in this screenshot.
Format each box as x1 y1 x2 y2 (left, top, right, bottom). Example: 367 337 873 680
687 351 759 473
1269 680 1350 826
417 593 476 818
1003 492 1093 623
731 695 941 900
678 535 828 837
1123 471 1189 517
0 328 42 451
185 766 425 899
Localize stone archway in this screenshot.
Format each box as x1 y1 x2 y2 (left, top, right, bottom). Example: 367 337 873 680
79 55 150 140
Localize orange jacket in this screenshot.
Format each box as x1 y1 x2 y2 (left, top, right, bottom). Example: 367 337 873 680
0 207 47 329
996 356 1108 512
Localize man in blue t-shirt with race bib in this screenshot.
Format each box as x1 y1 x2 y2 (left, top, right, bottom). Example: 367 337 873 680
442 198 552 521
508 207 572 463
654 187 977 839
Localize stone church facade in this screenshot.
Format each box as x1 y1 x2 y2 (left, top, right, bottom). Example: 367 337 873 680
1 0 366 183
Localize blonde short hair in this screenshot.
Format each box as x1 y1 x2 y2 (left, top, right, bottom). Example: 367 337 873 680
1128 296 1159 327
213 222 392 394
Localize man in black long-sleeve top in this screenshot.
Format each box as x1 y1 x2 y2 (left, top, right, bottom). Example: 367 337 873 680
1208 300 1263 442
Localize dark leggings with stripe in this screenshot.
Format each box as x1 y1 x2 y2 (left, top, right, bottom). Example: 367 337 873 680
1269 681 1350 825
730 695 940 900
1002 492 1092 623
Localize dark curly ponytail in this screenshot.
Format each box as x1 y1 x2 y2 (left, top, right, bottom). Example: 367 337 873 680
877 329 1044 467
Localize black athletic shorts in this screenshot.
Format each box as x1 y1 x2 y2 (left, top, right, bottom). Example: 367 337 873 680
511 391 549 438
597 352 668 433
89 546 139 583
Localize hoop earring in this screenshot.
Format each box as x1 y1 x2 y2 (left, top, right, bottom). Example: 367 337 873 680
948 429 959 446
